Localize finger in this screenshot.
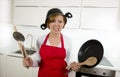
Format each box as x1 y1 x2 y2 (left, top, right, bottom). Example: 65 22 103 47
77 63 83 67
66 65 72 70
72 67 80 72
23 58 30 66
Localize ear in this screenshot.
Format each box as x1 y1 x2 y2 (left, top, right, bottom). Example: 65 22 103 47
40 23 47 30
65 12 73 18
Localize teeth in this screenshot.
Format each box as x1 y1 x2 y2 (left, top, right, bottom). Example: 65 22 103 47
53 28 59 30
54 27 59 31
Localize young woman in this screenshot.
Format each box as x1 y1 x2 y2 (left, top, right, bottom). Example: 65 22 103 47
23 8 81 77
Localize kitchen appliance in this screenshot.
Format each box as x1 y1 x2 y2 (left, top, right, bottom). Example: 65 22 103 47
76 57 116 77
76 39 116 77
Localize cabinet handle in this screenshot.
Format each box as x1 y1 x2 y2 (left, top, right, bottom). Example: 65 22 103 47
7 55 23 58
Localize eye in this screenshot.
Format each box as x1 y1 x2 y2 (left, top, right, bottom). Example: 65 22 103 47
58 20 63 23
51 20 55 23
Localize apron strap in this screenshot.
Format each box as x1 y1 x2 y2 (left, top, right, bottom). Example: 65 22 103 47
43 34 49 45
60 33 64 48
43 33 64 48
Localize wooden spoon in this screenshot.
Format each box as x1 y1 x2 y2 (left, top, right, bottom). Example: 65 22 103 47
13 31 25 42
65 57 97 75
79 56 97 66
13 26 28 68
66 57 97 70
13 26 27 58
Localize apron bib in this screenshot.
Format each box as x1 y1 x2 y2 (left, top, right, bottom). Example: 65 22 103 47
38 34 68 77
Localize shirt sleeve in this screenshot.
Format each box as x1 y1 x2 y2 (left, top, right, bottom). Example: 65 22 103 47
63 35 72 65
31 35 45 67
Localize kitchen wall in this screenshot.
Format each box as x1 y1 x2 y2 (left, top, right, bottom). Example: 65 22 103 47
0 0 120 77
0 0 120 76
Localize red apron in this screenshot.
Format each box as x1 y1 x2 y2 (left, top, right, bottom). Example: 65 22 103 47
38 34 68 77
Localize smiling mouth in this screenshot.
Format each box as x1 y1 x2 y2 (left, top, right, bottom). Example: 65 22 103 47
53 27 60 31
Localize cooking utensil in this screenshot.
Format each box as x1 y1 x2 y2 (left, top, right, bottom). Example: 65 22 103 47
13 31 25 42
79 56 97 66
13 26 29 68
78 39 104 68
65 56 97 75
13 26 28 58
66 56 97 70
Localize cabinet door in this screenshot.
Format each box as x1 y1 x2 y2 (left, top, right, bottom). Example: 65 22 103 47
12 7 41 27
0 54 6 77
80 8 119 31
0 54 2 77
32 67 39 77
82 0 119 7
13 0 40 6
115 70 120 77
40 0 82 6
6 55 32 77
39 7 81 29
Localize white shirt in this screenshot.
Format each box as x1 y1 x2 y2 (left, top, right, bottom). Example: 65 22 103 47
31 34 72 67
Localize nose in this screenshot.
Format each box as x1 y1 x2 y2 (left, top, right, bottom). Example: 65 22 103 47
54 21 60 27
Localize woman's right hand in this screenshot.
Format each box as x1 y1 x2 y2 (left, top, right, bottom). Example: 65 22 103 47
23 57 33 67
66 62 81 72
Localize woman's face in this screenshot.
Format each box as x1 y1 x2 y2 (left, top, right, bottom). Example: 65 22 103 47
48 15 65 34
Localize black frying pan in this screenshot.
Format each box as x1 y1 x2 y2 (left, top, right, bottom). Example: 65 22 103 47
78 39 104 68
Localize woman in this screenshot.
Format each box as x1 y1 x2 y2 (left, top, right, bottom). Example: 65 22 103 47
23 8 81 77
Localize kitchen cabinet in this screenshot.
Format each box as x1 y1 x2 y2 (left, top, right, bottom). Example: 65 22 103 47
6 55 39 77
13 0 40 6
80 0 120 30
13 0 82 7
40 0 82 6
0 54 2 77
115 70 120 77
12 0 120 30
12 7 41 26
80 8 119 31
0 54 6 77
12 0 40 27
12 0 81 29
12 7 81 28
32 67 39 77
82 0 119 7
6 55 33 77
